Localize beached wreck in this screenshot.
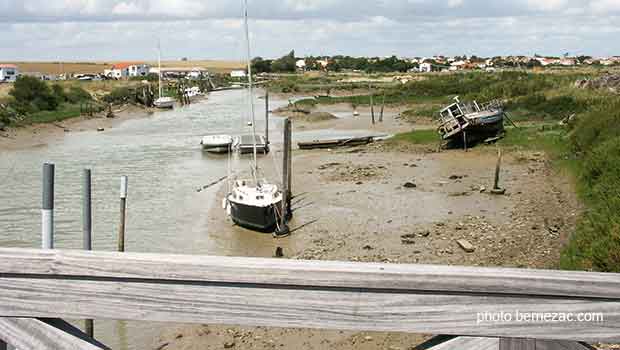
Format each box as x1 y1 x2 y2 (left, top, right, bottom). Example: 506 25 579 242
437 97 505 147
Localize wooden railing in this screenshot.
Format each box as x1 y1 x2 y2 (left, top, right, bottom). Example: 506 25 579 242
0 248 619 349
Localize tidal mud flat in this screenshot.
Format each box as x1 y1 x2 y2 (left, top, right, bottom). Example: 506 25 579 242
156 100 581 350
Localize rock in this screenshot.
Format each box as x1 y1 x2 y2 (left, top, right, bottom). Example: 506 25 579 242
224 341 236 348
449 175 464 180
96 127 105 132
362 244 374 250
155 343 170 350
456 239 475 253
419 230 430 237
364 336 374 342
0 121 6 131
403 182 417 188
356 181 363 185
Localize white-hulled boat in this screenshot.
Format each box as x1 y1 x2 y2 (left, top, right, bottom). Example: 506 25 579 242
201 135 233 153
154 40 174 110
222 0 284 233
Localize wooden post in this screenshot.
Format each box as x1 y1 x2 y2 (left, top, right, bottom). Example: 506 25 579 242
265 91 269 145
369 84 375 125
0 339 7 350
287 120 292 216
83 169 94 338
118 176 128 252
379 90 385 123
463 131 468 152
275 119 291 237
491 148 506 195
42 163 54 249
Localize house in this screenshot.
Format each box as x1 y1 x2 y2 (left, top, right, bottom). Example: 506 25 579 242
317 60 329 70
0 64 19 82
104 62 150 79
230 70 247 78
296 59 306 71
419 62 433 73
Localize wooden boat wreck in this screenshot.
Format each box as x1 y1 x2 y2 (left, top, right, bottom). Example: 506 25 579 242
437 97 505 146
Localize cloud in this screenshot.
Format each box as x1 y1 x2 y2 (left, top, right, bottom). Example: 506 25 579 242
0 0 619 60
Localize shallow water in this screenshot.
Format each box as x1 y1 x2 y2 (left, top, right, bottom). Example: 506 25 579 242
0 89 289 350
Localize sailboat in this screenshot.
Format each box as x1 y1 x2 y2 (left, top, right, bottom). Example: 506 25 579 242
154 40 175 109
223 0 283 232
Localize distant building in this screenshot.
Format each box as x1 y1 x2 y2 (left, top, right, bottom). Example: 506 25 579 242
296 59 306 71
419 62 433 73
0 64 19 82
230 70 247 78
104 62 150 79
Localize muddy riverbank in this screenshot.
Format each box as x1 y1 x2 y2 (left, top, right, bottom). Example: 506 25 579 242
0 104 152 150
155 100 581 349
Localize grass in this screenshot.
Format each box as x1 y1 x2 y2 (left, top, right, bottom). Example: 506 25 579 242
23 104 89 124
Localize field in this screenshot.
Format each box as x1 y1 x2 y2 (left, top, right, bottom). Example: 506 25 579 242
0 60 244 75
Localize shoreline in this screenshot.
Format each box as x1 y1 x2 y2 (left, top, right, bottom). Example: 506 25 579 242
0 104 154 151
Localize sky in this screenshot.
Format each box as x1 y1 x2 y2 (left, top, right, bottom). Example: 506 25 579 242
1 0 620 61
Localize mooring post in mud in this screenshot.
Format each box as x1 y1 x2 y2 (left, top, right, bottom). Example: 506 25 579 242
275 118 292 237
492 148 506 195
369 83 375 125
379 90 386 123
287 119 293 210
82 169 94 338
42 163 54 249
118 176 128 252
265 91 269 145
463 131 468 152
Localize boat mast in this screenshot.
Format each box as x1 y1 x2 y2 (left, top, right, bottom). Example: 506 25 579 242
158 39 163 99
243 0 258 179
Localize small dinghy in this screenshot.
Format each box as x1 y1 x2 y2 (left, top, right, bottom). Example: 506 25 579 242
201 135 233 153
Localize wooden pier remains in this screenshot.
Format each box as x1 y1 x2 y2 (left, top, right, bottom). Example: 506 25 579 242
0 247 620 349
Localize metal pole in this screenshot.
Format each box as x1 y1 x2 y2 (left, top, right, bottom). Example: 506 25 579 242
379 90 385 123
42 163 54 249
83 169 94 337
0 339 7 350
282 119 290 218
265 91 269 145
118 176 128 252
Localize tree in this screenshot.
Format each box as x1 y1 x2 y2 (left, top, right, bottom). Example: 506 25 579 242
271 50 296 73
251 57 273 73
9 76 58 113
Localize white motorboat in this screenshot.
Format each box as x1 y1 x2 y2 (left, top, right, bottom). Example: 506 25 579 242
154 96 175 109
201 135 233 153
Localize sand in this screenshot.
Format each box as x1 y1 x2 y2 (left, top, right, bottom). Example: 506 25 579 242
153 101 582 350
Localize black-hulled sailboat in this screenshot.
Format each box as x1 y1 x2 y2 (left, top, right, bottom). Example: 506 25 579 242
223 0 284 233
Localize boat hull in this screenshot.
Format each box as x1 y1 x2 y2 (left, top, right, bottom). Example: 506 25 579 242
202 145 231 154
441 111 505 143
229 200 280 232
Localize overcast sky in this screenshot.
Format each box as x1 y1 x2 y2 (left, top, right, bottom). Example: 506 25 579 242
1 0 619 61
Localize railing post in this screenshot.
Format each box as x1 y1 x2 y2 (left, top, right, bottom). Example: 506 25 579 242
42 163 54 249
118 176 128 252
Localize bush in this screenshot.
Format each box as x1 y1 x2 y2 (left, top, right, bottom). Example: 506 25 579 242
103 87 135 104
9 76 59 113
65 86 92 104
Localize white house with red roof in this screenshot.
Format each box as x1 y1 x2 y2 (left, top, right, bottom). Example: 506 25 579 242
0 64 19 82
104 62 150 79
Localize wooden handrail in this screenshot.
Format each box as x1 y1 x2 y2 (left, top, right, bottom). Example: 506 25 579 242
0 248 619 342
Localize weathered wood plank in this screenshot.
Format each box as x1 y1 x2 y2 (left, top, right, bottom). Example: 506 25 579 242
0 318 109 350
0 277 619 342
0 248 619 300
